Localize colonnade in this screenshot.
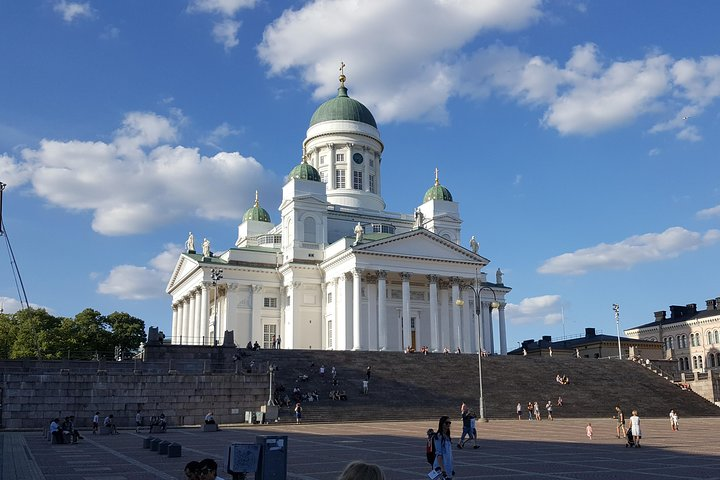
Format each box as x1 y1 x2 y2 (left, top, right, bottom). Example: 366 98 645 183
171 282 223 345
326 270 507 354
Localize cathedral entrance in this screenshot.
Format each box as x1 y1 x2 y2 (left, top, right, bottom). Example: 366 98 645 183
263 324 277 349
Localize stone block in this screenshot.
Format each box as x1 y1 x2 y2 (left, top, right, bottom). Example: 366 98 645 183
201 423 218 432
167 443 182 458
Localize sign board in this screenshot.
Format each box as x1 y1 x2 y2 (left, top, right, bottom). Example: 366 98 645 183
227 443 260 474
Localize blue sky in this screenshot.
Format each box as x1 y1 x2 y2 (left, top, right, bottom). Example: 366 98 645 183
1 0 719 351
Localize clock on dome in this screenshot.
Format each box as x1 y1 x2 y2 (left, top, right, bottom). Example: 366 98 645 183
352 153 364 164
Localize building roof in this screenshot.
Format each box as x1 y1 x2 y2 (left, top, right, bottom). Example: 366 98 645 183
242 191 272 223
423 169 453 202
309 76 377 129
288 159 321 182
508 327 661 355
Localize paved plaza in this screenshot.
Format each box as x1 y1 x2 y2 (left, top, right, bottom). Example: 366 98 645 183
5 417 720 479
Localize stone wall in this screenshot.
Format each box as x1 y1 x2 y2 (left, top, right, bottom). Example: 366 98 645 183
0 357 268 429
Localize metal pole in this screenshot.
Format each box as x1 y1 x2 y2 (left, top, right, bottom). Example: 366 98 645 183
268 365 274 405
476 296 485 420
613 304 621 360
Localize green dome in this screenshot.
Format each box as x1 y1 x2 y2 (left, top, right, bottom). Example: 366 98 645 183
243 191 271 223
289 160 321 182
423 169 453 202
309 84 377 129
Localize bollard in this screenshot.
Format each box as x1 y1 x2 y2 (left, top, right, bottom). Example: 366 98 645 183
143 437 155 449
158 441 171 455
167 443 182 458
150 438 162 452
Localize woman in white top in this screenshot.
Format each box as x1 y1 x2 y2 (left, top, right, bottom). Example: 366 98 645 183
629 410 641 448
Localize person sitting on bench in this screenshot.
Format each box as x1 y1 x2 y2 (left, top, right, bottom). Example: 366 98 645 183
204 412 216 424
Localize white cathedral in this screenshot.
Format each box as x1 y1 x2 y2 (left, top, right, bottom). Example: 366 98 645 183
166 71 511 353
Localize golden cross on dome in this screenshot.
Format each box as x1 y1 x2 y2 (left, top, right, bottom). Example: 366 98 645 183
339 61 345 75
254 190 259 207
435 168 439 186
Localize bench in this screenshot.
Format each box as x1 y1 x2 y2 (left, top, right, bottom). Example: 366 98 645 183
201 423 218 432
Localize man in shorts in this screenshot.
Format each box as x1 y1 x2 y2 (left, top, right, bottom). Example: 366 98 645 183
614 406 626 438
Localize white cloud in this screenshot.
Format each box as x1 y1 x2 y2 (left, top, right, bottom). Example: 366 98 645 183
188 0 257 16
54 0 93 23
98 244 182 300
203 122 245 149
258 0 542 123
17 111 280 236
538 227 720 275
0 154 33 188
188 0 257 50
212 19 241 51
0 297 50 314
648 148 661 156
506 295 562 325
258 2 720 138
697 205 720 219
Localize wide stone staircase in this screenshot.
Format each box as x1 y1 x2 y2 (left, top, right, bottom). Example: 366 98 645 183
239 349 720 423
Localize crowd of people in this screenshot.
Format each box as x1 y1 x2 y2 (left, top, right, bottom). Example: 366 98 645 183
184 458 225 479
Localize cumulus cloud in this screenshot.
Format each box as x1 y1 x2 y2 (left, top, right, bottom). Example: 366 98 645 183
506 295 562 325
98 244 182 300
16 111 279 236
188 0 257 50
697 205 720 219
203 122 245 149
54 0 93 23
0 297 50 314
538 227 720 275
257 1 720 138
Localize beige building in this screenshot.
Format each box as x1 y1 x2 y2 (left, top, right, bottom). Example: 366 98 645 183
624 298 720 373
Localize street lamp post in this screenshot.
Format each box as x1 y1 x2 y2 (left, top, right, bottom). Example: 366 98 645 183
211 268 223 346
613 303 622 360
456 281 499 421
268 364 276 406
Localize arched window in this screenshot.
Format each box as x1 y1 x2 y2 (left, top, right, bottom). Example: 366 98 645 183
698 356 703 369
710 355 716 368
708 331 713 345
683 335 688 348
696 332 701 346
668 336 673 349
303 216 317 243
693 356 698 369
678 358 683 370
691 335 696 347
715 330 720 344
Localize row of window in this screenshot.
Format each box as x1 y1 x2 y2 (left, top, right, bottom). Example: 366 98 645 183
677 353 720 371
319 169 375 193
663 330 720 350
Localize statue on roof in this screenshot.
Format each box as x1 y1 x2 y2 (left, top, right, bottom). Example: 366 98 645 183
354 222 364 244
496 268 504 285
469 235 479 254
414 208 424 229
185 231 195 253
202 237 211 258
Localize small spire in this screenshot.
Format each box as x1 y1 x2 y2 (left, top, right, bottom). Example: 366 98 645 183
254 190 259 207
434 168 439 186
339 61 346 86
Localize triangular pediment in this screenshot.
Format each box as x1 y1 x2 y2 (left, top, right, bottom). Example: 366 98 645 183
166 254 200 293
353 229 488 264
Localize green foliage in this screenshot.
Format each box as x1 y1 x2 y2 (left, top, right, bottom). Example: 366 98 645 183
0 307 146 360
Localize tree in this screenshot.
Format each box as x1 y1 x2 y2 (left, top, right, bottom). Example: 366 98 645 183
58 308 114 359
9 307 62 359
106 311 146 358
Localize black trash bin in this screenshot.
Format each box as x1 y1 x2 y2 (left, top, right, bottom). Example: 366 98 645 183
255 435 288 480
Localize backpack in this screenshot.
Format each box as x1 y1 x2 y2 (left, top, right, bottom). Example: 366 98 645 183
426 432 436 465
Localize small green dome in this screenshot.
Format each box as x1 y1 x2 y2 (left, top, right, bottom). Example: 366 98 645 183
309 78 377 129
423 169 453 202
289 159 321 182
243 191 271 223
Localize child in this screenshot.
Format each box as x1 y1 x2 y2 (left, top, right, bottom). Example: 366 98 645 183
586 422 593 440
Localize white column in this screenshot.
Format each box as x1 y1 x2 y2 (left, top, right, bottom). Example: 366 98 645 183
401 272 411 350
251 285 263 347
199 285 209 345
336 275 347 350
499 303 507 355
482 302 492 352
428 275 439 352
190 290 202 345
487 301 495 354
171 304 178 343
367 275 378 350
462 289 472 352
181 297 190 345
473 297 480 353
451 277 461 351
377 271 387 351
439 281 450 351
321 282 328 349
352 268 362 351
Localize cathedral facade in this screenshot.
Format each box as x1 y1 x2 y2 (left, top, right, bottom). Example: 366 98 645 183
166 73 511 353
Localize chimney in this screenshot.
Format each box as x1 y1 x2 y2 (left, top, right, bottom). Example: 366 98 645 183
654 311 666 322
585 327 596 337
716 297 720 309
687 303 697 315
669 305 683 319
541 335 552 344
706 299 716 311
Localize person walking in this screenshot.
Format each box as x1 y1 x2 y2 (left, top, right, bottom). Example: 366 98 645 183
629 410 641 447
527 401 533 420
586 423 593 440
135 409 142 433
614 406 626 438
669 409 679 431
545 400 553 421
92 411 99 434
516 402 522 420
294 403 302 424
458 405 471 449
433 416 455 479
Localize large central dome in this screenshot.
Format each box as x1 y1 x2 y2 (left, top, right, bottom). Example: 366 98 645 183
309 81 377 129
